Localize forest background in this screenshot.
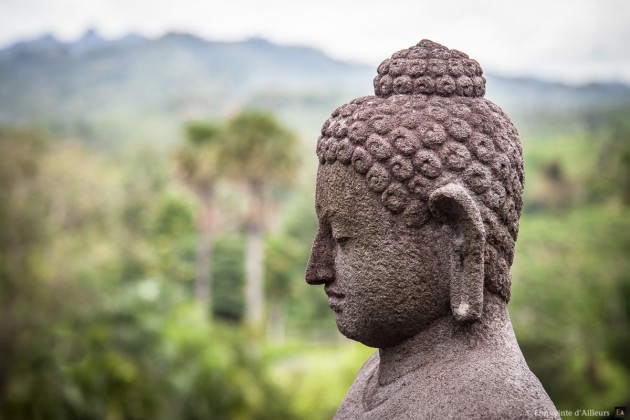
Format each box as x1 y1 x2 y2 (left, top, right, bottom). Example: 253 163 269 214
1 15 629 420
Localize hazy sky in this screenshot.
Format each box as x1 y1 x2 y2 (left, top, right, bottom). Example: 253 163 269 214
1 0 629 84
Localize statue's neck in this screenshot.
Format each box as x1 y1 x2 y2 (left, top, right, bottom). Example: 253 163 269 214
376 292 517 385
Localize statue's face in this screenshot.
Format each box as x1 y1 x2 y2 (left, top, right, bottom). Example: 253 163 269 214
306 162 452 348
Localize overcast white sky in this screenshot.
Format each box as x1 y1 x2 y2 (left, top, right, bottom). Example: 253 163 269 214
1 0 629 84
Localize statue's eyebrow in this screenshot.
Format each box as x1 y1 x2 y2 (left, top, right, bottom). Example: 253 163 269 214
329 212 356 238
322 207 337 222
315 203 335 224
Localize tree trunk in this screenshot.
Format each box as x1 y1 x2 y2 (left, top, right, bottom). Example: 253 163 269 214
245 226 264 328
0 303 15 402
245 180 265 329
267 300 286 343
195 194 214 318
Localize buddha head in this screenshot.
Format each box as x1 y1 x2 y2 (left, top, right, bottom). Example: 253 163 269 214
305 40 524 349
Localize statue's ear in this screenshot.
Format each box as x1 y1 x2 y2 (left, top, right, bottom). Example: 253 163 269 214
429 183 485 322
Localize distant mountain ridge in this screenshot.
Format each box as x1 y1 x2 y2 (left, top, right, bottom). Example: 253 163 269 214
1 30 628 147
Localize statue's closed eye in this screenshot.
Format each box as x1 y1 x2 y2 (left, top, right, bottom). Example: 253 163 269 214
334 236 352 246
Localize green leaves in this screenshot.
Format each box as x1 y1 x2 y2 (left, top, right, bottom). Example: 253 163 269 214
221 111 301 186
177 111 301 193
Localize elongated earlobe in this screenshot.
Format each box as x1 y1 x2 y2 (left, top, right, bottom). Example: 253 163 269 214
429 183 485 322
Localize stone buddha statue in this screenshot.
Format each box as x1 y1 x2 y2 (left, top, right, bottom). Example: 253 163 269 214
305 40 560 419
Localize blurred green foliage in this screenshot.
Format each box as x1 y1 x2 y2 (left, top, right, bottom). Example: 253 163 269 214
511 107 630 411
513 207 630 410
0 104 629 419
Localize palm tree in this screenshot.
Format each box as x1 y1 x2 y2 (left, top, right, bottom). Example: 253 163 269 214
222 111 300 329
174 122 222 315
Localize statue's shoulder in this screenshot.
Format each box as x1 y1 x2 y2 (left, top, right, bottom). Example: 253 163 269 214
345 350 380 396
419 350 560 419
335 350 560 420
334 352 379 418
356 351 380 380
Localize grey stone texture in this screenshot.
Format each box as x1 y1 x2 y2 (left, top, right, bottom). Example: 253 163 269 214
305 40 560 419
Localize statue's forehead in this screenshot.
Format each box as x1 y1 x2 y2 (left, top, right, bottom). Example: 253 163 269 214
315 163 354 216
315 163 385 222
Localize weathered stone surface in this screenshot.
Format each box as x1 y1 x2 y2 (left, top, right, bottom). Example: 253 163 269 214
305 40 559 419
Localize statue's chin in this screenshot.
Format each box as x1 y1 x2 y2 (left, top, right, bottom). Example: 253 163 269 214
335 317 357 341
335 315 371 346
335 315 408 349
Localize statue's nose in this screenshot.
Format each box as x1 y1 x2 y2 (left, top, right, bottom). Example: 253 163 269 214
305 227 335 285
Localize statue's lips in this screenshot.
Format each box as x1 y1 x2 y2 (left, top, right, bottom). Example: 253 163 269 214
327 296 344 312
325 287 345 312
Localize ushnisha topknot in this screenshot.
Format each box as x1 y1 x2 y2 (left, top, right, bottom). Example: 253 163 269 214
315 40 523 303
374 39 486 98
